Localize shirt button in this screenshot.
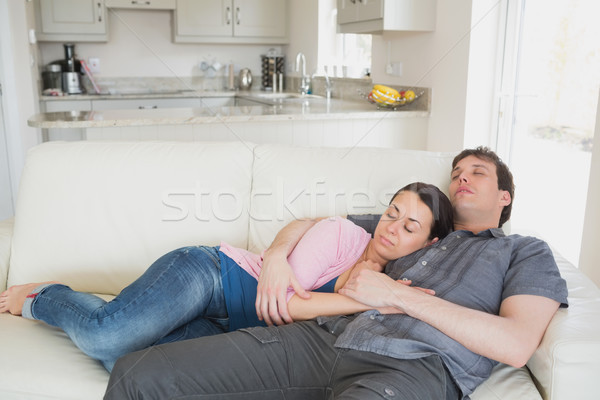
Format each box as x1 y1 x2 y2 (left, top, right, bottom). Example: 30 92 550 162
456 235 461 239
370 315 376 320
441 246 447 250
385 388 395 396
421 261 427 266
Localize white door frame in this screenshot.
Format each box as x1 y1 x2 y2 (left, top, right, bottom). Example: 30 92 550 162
0 79 14 220
0 0 42 220
492 0 524 164
0 2 15 220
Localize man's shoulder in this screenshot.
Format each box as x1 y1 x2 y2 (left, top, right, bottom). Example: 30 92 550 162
503 231 552 248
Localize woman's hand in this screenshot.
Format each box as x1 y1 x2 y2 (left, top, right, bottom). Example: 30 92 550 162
256 249 310 326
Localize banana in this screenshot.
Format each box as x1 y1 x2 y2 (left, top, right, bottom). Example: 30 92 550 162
371 84 400 105
369 85 418 106
373 84 400 98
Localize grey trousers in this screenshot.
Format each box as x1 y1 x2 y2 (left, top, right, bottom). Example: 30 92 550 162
105 320 460 400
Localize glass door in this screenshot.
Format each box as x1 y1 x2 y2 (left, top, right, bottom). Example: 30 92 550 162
495 0 599 264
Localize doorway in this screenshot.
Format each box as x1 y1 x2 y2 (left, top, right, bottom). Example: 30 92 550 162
496 0 599 265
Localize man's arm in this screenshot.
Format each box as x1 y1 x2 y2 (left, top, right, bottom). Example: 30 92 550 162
287 275 433 321
339 269 560 367
256 218 324 326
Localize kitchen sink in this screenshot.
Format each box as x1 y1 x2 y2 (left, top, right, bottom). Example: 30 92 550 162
248 92 324 100
237 92 328 105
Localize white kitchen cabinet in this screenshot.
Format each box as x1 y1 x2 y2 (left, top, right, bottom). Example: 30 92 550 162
337 0 436 33
34 0 108 42
174 0 288 44
105 0 176 10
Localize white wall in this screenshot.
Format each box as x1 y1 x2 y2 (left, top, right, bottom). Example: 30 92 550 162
579 91 600 287
369 0 504 153
369 1 473 152
285 0 319 76
0 0 41 216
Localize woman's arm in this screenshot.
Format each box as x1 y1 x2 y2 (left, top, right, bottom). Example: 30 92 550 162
256 218 325 325
287 292 373 320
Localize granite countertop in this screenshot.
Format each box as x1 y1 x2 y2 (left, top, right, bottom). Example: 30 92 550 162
30 91 429 129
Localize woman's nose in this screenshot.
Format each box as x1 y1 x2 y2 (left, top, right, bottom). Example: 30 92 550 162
387 219 402 234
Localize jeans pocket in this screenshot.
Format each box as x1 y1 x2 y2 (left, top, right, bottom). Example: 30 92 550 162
350 379 405 400
239 326 281 344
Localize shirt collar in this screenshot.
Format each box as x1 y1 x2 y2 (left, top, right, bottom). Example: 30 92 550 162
451 228 506 238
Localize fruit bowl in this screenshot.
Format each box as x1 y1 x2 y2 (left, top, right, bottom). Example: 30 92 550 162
363 85 422 110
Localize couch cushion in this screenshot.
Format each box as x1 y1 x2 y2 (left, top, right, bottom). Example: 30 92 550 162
248 145 455 252
0 313 109 399
527 249 600 400
470 363 542 400
9 141 255 295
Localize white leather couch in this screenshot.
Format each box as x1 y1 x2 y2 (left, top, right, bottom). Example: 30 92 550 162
1 141 599 400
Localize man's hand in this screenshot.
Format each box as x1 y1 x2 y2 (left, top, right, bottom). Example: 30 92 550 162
339 269 434 309
256 248 310 326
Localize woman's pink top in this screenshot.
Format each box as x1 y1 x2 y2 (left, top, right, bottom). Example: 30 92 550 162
219 216 371 301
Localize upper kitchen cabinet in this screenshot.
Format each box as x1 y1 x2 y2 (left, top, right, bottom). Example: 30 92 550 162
174 0 288 44
105 0 176 9
337 0 436 33
34 0 108 42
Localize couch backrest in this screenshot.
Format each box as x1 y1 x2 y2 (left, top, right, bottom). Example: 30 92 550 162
248 145 456 252
9 142 456 295
9 141 255 295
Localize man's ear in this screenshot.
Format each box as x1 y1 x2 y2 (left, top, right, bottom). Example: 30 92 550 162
427 237 439 246
500 190 511 206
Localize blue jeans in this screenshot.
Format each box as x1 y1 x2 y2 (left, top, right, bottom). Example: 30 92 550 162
25 246 228 371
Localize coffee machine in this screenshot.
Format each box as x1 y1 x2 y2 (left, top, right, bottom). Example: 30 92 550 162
42 43 84 94
62 43 83 94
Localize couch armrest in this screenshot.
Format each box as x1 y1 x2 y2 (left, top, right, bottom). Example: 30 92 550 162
527 252 600 400
0 218 14 292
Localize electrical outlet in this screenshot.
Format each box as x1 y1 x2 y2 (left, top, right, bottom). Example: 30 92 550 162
88 58 100 74
386 62 403 77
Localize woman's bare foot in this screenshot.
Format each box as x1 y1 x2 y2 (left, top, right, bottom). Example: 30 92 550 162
0 282 58 316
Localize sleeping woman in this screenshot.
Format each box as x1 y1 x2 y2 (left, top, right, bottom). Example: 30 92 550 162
0 182 453 371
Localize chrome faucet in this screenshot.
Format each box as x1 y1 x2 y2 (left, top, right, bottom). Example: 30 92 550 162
295 52 309 95
323 68 332 99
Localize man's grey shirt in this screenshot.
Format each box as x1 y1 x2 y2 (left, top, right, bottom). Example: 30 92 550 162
318 215 568 398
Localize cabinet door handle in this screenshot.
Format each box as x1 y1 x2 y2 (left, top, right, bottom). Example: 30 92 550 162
226 6 231 25
132 1 152 5
236 7 240 25
97 2 103 22
139 105 158 109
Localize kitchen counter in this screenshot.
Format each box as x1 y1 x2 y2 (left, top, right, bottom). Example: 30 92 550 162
29 92 429 129
32 79 432 150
